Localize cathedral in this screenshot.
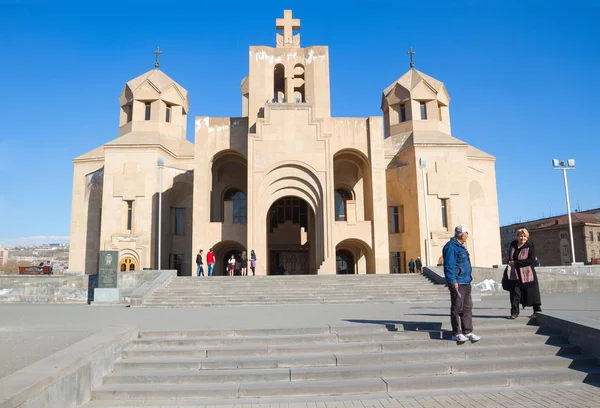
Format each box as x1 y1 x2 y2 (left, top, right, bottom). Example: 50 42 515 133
68 10 501 276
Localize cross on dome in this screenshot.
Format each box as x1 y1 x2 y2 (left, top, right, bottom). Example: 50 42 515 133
154 47 162 69
407 46 416 69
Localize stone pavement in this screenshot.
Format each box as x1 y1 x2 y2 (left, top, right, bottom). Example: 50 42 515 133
1 292 599 406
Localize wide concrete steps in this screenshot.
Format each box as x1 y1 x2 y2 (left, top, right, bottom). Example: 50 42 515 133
142 274 457 307
88 319 600 404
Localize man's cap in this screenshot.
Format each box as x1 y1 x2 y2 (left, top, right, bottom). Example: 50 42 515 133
455 225 470 235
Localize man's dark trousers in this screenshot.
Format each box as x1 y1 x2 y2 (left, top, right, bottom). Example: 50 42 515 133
449 284 473 336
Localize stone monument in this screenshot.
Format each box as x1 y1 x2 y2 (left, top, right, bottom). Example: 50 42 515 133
94 250 120 303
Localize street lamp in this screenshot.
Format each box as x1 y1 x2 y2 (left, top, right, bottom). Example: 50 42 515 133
419 158 432 267
157 157 165 270
552 158 576 264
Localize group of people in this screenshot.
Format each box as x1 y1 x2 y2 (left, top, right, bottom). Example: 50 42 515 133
195 249 257 277
408 257 423 273
443 225 542 342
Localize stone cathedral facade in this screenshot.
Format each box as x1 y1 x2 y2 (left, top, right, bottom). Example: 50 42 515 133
68 10 501 276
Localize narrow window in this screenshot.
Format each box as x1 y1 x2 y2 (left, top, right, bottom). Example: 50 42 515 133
420 102 427 120
174 208 184 236
389 206 399 233
335 189 352 221
441 199 448 229
166 104 171 123
597 232 600 241
400 103 407 122
438 102 442 121
590 231 594 242
126 201 133 230
144 102 151 120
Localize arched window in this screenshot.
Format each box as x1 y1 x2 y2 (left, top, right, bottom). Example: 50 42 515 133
334 189 353 221
224 189 246 223
274 64 285 102
336 250 355 274
120 257 136 272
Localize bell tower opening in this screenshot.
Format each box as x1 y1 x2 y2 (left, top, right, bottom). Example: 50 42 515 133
274 64 286 102
266 196 315 275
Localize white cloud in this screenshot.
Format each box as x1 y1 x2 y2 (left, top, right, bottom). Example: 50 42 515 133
0 236 70 247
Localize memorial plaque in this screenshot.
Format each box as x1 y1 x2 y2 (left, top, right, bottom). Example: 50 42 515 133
98 250 119 288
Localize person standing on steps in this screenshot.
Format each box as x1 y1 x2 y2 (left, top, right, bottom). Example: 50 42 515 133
206 248 215 277
228 254 236 277
241 251 248 276
507 228 542 319
443 225 481 343
250 250 257 276
408 258 415 273
196 249 204 277
415 257 422 273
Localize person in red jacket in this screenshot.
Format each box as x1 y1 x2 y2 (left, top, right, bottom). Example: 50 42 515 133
206 248 215 277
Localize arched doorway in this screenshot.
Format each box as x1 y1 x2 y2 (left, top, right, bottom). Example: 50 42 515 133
120 257 136 272
211 241 245 276
336 249 355 274
267 196 315 275
336 239 374 274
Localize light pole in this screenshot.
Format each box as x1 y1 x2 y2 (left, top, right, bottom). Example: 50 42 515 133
157 157 165 270
419 158 432 267
552 159 576 264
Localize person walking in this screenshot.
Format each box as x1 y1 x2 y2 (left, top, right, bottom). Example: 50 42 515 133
206 248 215 277
408 258 415 273
415 257 422 273
195 249 204 277
507 228 542 319
443 225 481 342
250 250 257 276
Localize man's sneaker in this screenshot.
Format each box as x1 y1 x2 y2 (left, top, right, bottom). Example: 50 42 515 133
465 333 481 342
452 334 468 342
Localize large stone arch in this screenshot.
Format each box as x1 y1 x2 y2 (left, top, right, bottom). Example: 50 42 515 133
336 238 375 274
254 161 327 275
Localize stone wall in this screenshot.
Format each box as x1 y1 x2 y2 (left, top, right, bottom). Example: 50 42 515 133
424 265 600 295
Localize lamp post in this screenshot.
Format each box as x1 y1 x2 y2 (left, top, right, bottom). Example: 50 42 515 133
157 157 165 270
552 159 576 264
419 158 432 267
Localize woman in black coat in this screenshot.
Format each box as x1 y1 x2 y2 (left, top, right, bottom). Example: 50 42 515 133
507 228 542 319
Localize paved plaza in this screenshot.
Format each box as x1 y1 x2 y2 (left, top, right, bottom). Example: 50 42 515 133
1 292 599 407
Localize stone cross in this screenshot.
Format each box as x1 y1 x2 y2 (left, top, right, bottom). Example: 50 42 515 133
154 46 162 68
408 46 416 69
276 10 300 48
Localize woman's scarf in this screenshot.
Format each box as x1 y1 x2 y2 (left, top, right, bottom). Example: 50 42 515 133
509 245 534 284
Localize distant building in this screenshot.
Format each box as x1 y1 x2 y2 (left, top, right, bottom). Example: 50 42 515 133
500 209 600 265
0 247 8 265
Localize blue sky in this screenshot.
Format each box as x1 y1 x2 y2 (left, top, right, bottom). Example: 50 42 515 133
0 0 599 246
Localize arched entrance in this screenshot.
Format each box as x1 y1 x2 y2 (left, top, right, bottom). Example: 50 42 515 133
211 240 245 276
267 196 315 275
336 239 375 274
336 249 355 274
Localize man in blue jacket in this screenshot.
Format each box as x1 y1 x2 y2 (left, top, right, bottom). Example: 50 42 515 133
443 225 481 342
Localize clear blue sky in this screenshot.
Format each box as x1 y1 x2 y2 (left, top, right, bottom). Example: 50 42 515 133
1 0 599 246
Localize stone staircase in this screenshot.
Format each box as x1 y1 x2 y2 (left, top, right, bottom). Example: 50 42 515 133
83 318 600 406
142 274 457 307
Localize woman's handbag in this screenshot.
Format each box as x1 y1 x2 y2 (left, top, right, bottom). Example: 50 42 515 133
501 266 510 291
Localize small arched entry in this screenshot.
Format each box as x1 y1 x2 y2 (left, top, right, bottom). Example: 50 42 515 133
336 249 355 274
211 240 245 276
120 257 136 272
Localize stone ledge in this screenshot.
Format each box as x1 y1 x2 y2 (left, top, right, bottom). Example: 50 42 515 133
0 326 137 408
535 312 600 362
129 270 176 307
